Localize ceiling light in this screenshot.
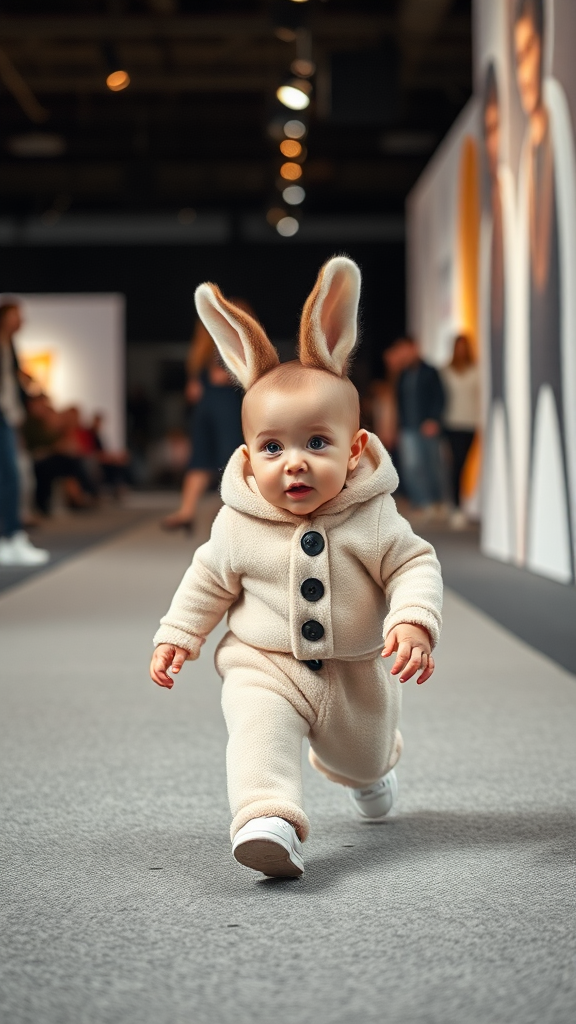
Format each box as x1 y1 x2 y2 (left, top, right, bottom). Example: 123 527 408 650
282 185 305 205
106 70 130 92
289 1 310 4
275 27 297 42
280 162 303 181
280 139 302 158
266 207 286 227
284 119 307 139
276 80 311 111
291 58 316 78
276 216 300 237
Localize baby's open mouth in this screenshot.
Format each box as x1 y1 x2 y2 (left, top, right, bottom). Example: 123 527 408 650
286 483 313 497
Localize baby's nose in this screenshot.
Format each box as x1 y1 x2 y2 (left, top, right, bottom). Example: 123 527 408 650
285 449 307 471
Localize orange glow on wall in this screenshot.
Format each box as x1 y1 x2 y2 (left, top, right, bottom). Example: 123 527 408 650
457 134 481 498
20 350 55 393
458 135 480 358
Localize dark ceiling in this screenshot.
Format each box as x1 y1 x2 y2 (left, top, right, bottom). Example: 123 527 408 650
0 0 472 220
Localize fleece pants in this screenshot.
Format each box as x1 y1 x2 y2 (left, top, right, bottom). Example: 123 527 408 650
215 632 403 841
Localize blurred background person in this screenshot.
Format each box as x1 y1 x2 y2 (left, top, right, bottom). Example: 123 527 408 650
161 300 251 532
88 412 132 499
23 393 98 515
441 333 481 529
395 336 445 516
0 302 49 565
369 340 408 489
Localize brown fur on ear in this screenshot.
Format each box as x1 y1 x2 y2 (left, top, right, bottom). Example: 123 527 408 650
298 256 361 377
194 283 279 390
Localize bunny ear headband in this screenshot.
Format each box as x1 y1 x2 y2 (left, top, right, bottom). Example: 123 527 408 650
194 255 361 391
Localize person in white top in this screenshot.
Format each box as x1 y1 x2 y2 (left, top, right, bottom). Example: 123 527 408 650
0 302 49 566
441 334 481 529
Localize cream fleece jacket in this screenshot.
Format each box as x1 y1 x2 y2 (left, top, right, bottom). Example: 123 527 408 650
154 433 443 661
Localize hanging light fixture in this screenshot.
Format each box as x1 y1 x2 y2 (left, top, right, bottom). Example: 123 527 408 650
276 216 300 237
280 162 303 181
283 119 307 139
282 185 306 205
106 69 130 92
279 139 302 158
276 78 311 111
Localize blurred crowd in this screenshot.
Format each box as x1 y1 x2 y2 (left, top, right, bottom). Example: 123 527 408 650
0 301 130 566
1 295 481 567
367 332 481 529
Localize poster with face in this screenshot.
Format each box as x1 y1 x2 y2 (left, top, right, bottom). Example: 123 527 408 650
408 0 576 584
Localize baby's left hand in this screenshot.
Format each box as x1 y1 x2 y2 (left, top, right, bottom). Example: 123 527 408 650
382 623 434 685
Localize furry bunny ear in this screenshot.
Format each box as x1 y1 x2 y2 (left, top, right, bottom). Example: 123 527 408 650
298 256 361 377
194 283 279 390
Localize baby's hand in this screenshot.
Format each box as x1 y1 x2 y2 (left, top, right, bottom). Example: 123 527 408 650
382 623 434 685
150 643 189 689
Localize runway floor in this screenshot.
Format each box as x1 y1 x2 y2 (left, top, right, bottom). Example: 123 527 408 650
1 505 575 1024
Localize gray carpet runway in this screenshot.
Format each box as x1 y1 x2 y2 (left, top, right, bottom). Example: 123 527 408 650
1 514 575 1024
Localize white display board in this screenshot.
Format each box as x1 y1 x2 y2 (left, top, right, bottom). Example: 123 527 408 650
408 0 576 584
12 294 125 449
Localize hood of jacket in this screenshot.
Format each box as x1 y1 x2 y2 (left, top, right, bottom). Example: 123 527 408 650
220 432 398 524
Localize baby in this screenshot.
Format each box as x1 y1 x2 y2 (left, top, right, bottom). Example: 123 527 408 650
150 257 443 878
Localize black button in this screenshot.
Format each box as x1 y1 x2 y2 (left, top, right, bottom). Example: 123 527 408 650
302 620 325 642
301 531 324 556
304 660 323 671
300 578 324 602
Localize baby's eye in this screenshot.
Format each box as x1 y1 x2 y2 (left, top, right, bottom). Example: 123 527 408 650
308 436 327 450
264 441 282 454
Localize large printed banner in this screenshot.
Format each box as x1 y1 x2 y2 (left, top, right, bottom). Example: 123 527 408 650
407 0 576 584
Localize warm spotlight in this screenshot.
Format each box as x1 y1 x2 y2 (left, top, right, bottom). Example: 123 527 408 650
106 70 130 92
280 162 303 181
276 216 300 237
284 119 307 140
280 139 302 158
282 185 306 205
266 207 286 227
291 58 316 78
276 80 311 111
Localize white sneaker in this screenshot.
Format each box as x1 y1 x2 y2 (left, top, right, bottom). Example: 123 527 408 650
232 816 304 878
0 531 50 566
449 508 467 530
349 769 398 822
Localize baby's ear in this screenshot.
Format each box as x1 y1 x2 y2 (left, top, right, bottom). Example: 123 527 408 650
194 284 279 390
298 256 361 376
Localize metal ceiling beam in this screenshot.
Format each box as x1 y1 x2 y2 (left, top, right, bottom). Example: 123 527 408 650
0 46 50 122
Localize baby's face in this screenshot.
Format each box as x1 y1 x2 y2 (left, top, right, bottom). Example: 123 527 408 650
242 382 367 516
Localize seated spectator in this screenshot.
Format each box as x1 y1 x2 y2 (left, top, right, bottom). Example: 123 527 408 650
88 412 132 498
22 395 97 514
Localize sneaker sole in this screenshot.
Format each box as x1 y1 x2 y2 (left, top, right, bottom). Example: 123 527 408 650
233 836 303 878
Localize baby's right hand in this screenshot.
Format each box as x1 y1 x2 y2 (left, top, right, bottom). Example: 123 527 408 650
150 643 189 689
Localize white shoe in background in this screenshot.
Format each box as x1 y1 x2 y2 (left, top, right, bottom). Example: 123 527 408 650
449 508 468 530
349 768 398 822
0 531 50 566
232 816 304 877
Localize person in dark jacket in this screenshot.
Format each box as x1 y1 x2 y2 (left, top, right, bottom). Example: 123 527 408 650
395 337 445 512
